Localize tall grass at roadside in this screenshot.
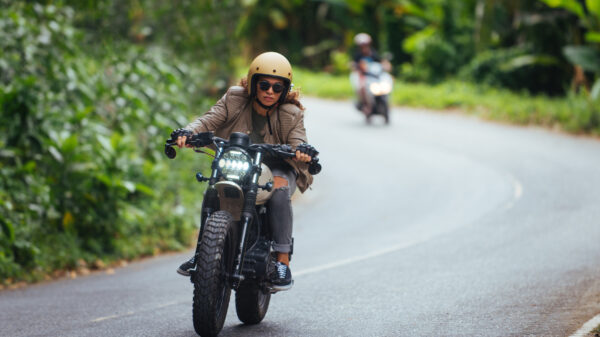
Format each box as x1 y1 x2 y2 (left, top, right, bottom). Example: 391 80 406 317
294 69 600 136
294 68 354 99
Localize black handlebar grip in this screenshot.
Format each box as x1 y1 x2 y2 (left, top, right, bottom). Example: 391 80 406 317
165 145 176 159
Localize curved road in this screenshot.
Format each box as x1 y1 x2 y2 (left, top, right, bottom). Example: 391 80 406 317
2 97 600 336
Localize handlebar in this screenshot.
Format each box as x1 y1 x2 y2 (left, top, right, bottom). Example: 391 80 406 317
164 132 321 175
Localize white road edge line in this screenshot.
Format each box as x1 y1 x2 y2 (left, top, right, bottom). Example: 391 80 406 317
514 178 523 199
90 301 180 323
295 241 420 277
91 311 135 323
505 174 523 210
570 313 600 337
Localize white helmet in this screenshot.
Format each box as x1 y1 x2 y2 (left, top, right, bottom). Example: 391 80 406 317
354 33 372 46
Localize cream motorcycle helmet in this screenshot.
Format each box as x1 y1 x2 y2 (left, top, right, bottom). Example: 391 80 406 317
247 51 293 105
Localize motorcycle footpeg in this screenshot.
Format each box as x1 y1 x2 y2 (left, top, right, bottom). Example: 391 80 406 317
231 273 245 288
268 279 294 293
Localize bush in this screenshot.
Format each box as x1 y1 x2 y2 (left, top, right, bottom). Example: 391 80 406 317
412 36 460 83
459 47 570 95
0 2 208 282
329 50 351 75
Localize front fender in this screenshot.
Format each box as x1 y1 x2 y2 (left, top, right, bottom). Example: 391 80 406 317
214 181 244 221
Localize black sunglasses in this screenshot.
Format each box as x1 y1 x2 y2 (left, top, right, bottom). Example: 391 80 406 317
258 80 285 93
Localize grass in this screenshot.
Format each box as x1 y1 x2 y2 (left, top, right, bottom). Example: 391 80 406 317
293 68 600 136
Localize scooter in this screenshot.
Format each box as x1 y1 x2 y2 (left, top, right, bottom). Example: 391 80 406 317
351 61 393 124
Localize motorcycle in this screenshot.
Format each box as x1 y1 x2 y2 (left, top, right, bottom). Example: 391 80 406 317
351 60 393 124
164 131 321 337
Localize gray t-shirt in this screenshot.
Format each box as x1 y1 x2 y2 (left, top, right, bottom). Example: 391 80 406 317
250 108 267 144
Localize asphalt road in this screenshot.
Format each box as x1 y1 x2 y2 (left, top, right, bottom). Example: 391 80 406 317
2 97 600 337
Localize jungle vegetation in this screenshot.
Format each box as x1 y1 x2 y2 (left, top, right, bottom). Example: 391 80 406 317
1 0 598 284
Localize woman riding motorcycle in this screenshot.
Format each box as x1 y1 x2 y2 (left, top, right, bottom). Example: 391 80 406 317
172 52 315 290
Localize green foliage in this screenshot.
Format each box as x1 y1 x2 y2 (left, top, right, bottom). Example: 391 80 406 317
592 78 600 99
294 69 600 135
390 80 600 134
328 50 352 75
539 0 585 21
459 47 567 95
237 0 345 66
24 0 243 93
398 0 476 82
409 36 459 82
231 0 599 100
539 0 600 99
461 1 576 95
0 2 208 281
294 68 353 99
139 0 243 87
563 46 600 72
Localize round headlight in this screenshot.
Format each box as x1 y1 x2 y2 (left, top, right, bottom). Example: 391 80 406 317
380 82 392 94
218 149 252 181
370 82 382 95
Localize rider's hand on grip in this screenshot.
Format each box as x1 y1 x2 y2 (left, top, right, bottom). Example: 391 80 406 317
296 143 319 158
166 128 196 159
170 128 193 142
296 143 321 175
165 128 191 159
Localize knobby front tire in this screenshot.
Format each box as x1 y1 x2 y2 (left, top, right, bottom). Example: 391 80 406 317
192 211 236 337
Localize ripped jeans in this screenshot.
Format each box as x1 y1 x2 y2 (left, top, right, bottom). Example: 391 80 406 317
268 166 297 254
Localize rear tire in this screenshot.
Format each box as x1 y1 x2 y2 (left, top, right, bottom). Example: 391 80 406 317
235 282 271 324
377 98 390 124
192 211 236 337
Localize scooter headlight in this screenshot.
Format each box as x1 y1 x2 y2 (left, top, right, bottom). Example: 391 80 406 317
218 149 252 181
369 82 382 95
379 82 392 95
370 82 392 96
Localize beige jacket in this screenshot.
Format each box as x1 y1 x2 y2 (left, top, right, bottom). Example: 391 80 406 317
185 86 313 192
